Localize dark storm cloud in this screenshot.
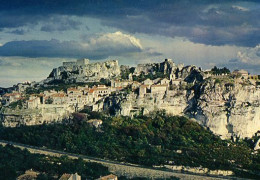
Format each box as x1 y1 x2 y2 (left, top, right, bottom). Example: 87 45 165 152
7 29 27 35
0 39 84 58
0 0 259 47
0 32 152 59
40 16 82 32
0 13 46 28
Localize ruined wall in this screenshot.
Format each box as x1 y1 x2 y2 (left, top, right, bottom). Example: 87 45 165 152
49 59 121 83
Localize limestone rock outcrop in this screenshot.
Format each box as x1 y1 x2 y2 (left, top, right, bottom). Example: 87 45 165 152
0 104 73 127
134 59 181 75
194 79 260 139
102 74 260 139
1 58 260 139
48 59 121 83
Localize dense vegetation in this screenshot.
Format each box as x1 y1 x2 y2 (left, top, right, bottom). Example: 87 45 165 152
211 66 230 75
133 72 169 82
8 99 25 109
0 112 260 179
0 144 110 180
121 66 135 80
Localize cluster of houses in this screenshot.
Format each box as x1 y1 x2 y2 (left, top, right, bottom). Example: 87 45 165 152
1 92 23 106
1 74 184 110
0 74 186 126
1 68 258 111
1 84 113 110
1 66 259 127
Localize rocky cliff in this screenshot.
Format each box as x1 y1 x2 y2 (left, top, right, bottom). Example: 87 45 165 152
2 58 259 139
193 78 260 139
101 71 260 139
134 59 184 75
48 59 121 83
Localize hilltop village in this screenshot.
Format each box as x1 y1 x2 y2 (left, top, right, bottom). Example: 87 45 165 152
0 58 260 139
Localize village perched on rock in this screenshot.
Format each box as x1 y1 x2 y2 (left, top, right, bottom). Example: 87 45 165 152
0 58 260 141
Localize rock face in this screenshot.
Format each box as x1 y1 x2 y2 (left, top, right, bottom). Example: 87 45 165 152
0 104 73 127
48 59 121 83
134 59 183 75
1 58 260 139
194 79 260 139
102 71 260 139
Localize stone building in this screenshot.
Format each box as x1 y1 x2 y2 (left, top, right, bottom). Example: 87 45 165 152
159 78 170 86
2 92 22 105
143 79 153 86
232 69 249 78
139 85 149 97
151 84 168 94
52 93 67 105
67 88 83 105
111 80 133 89
27 96 40 109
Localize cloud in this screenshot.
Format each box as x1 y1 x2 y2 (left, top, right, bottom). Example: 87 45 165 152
85 25 90 31
7 28 27 35
40 16 82 32
236 45 260 65
0 31 145 59
0 0 259 47
0 59 22 66
101 3 260 47
220 45 260 74
232 5 249 12
0 12 45 28
0 57 66 87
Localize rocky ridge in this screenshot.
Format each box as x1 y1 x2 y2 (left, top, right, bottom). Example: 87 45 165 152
48 59 121 83
99 61 260 139
1 58 259 139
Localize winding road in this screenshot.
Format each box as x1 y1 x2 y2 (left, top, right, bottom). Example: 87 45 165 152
0 140 249 180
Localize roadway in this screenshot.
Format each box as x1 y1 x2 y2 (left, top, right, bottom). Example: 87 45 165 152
0 140 249 180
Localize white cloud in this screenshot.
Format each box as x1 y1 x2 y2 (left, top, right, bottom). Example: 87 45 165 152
237 45 260 65
232 5 249 12
139 35 243 68
0 31 144 59
88 31 143 50
219 45 260 74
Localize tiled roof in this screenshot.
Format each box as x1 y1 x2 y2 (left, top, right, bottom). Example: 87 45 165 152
3 93 21 97
98 174 117 180
67 88 79 91
52 93 66 97
59 174 71 180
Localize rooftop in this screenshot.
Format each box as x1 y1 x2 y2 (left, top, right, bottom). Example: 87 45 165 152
97 174 117 180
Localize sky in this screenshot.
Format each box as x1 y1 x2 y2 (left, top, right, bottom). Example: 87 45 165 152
0 0 259 87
